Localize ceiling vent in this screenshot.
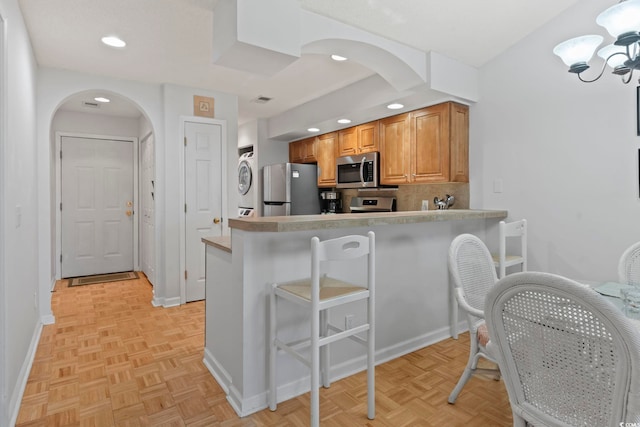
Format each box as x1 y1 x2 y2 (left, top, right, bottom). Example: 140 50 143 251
82 101 100 109
253 96 273 104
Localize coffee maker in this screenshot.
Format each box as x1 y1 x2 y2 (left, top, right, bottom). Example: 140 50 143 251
320 191 342 214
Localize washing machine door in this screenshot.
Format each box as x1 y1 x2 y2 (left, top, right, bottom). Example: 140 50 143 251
238 160 252 195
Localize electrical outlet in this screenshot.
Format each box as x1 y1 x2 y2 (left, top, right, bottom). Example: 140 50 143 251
345 314 355 330
421 200 429 211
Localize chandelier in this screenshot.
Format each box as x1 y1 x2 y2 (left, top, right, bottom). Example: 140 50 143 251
553 0 640 83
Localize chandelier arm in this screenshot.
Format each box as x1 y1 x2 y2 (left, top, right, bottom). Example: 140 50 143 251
577 52 630 83
577 58 611 83
622 69 633 84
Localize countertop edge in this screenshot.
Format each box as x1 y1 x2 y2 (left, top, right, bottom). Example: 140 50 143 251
202 236 232 253
227 209 508 233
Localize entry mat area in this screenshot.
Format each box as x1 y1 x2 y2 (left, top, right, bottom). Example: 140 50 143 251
68 271 139 287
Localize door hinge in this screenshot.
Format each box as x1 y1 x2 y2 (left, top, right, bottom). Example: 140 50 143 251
185 270 188 280
60 254 62 263
184 203 187 213
59 151 62 159
60 202 62 211
184 137 187 146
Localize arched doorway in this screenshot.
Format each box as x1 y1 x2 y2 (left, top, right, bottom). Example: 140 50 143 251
52 90 156 285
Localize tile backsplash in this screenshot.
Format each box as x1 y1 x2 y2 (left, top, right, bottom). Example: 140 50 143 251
340 183 469 212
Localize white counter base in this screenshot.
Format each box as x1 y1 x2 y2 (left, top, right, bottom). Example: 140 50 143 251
204 211 505 417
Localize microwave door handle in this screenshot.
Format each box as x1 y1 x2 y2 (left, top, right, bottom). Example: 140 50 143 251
360 156 366 187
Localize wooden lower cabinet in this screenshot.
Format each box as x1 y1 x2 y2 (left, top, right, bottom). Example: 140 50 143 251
316 132 337 187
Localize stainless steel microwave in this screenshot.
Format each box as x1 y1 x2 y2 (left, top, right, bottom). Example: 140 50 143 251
336 152 379 189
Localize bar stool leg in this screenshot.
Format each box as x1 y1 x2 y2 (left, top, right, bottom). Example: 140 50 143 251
268 285 277 411
367 290 375 419
320 309 330 388
310 306 320 427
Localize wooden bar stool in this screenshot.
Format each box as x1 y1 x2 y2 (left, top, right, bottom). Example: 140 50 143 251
268 232 375 427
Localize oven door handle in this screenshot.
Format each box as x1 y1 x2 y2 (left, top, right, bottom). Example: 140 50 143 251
359 156 366 187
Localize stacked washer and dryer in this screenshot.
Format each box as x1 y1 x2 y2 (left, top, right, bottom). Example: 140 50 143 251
237 151 257 217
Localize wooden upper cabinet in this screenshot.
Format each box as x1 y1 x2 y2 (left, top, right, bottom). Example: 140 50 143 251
290 101 468 186
449 102 469 182
337 121 379 157
289 137 317 163
356 121 379 154
379 113 411 185
337 127 358 156
411 104 450 183
380 102 469 185
316 132 337 187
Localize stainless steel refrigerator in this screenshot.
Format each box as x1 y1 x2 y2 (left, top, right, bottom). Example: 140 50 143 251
263 163 321 216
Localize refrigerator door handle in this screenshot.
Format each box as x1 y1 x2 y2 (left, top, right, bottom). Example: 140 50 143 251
264 201 286 206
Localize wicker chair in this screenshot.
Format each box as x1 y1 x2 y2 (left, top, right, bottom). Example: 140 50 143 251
619 241 640 287
485 272 640 427
447 233 500 404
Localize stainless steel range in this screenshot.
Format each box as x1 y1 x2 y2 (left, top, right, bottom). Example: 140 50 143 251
349 196 396 213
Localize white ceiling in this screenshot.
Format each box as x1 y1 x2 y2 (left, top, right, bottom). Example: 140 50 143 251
18 0 579 123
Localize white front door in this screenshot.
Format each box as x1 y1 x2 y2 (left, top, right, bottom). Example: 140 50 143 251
61 136 134 278
185 121 223 302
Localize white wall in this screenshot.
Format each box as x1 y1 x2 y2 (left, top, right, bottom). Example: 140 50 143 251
471 0 640 282
52 110 141 137
0 0 40 424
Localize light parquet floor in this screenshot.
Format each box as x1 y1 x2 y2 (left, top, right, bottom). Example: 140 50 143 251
16 274 512 426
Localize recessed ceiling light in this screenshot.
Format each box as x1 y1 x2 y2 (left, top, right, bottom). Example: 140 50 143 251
101 36 126 48
307 127 320 132
94 97 110 103
331 54 348 61
337 119 351 124
387 103 404 110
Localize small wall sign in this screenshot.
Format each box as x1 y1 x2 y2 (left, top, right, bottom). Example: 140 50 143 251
194 95 215 118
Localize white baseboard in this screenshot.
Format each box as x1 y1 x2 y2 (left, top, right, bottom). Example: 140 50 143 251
203 348 231 394
8 321 43 427
150 296 181 308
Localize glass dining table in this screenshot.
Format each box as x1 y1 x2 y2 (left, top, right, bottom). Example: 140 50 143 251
582 280 640 327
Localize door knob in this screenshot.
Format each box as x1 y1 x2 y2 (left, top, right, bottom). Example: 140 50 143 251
126 210 133 217
213 217 221 224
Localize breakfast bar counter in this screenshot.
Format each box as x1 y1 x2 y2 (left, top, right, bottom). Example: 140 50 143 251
227 209 508 233
203 209 507 417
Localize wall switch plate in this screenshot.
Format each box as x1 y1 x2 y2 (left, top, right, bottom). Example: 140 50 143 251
493 179 503 193
15 205 21 228
421 200 429 211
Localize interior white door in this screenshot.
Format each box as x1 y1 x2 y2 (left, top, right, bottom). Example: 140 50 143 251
185 122 223 302
140 133 155 284
61 136 134 278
